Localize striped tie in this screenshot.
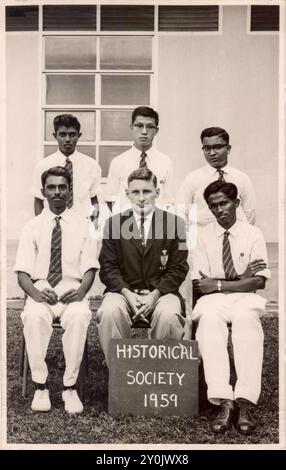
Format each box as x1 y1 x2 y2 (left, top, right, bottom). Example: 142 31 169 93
47 216 62 288
139 213 146 248
139 151 148 168
222 231 238 280
217 169 225 182
65 157 73 208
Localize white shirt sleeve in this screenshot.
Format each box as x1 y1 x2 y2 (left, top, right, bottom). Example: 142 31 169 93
80 221 100 276
240 174 256 225
104 158 120 202
190 232 211 280
30 161 45 200
13 222 37 276
250 228 271 279
89 160 102 198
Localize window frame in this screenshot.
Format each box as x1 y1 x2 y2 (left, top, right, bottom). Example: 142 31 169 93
247 4 280 36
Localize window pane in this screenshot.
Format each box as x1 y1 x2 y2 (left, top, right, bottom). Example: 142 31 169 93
100 37 152 70
101 110 133 141
101 5 154 31
45 111 95 141
101 75 149 105
159 5 219 32
45 145 96 159
6 6 39 31
45 37 97 70
43 5 97 31
46 75 95 105
99 146 131 177
251 5 279 31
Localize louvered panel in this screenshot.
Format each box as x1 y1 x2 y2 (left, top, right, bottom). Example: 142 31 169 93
251 6 279 31
43 5 97 31
101 5 154 31
6 6 39 32
159 5 219 32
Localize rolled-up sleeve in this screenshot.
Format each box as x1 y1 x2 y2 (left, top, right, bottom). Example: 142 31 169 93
89 160 102 198
251 229 271 279
80 222 100 276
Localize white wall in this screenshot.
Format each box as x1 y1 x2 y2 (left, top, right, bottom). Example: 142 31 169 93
6 33 40 239
157 5 279 241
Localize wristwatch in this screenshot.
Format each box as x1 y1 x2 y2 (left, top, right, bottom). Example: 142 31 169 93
217 280 222 292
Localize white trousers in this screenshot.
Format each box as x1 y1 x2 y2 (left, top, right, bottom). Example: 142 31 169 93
21 279 91 387
96 292 185 366
191 292 265 405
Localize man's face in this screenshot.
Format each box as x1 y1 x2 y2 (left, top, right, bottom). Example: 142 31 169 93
53 126 81 157
126 178 159 215
41 175 69 213
131 115 158 151
207 191 239 229
202 135 231 169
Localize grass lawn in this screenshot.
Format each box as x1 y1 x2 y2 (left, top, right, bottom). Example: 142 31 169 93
6 303 279 445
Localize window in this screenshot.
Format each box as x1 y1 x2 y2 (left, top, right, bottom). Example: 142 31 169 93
250 5 279 32
6 6 39 32
43 5 97 31
158 5 219 32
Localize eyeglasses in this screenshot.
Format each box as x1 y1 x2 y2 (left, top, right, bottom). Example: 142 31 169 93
132 123 158 132
202 144 228 153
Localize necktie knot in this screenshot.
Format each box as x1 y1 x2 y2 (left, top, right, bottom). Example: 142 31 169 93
55 216 61 225
224 230 230 239
139 152 148 169
217 169 225 181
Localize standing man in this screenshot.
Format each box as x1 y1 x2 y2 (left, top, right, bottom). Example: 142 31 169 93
191 180 270 435
15 166 98 414
177 127 256 227
31 114 102 219
97 168 188 366
104 106 173 212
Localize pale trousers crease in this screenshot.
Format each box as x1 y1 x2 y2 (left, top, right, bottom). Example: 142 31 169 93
191 292 265 405
21 279 91 387
96 292 185 366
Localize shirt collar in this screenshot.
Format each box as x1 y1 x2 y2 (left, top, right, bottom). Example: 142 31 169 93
56 148 78 162
42 207 71 223
132 144 154 161
205 163 231 176
215 219 240 238
133 207 155 224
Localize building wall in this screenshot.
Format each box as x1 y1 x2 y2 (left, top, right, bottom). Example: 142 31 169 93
157 5 279 241
6 5 279 242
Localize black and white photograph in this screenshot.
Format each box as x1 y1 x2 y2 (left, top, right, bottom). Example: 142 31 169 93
1 0 285 452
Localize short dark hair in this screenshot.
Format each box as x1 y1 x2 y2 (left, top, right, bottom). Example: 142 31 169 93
53 114 81 133
203 180 238 204
200 127 229 145
131 106 159 127
41 166 71 189
127 168 157 188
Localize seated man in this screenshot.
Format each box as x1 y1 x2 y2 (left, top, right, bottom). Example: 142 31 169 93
191 180 270 435
14 166 98 414
96 168 189 366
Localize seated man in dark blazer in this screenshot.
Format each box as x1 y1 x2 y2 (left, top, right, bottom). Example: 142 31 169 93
96 168 189 366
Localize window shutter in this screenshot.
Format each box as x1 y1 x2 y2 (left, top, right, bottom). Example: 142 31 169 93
43 5 97 31
159 5 219 32
100 5 154 31
6 6 39 32
250 5 279 32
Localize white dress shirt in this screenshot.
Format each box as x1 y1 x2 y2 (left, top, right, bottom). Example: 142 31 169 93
134 209 154 244
104 145 173 208
191 220 271 281
176 164 256 226
14 208 99 281
31 149 102 217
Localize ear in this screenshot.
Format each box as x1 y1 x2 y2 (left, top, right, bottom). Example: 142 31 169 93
41 187 45 198
234 198 240 208
155 187 160 198
53 132 57 139
227 145 231 153
125 188 130 198
78 132 82 139
155 127 159 136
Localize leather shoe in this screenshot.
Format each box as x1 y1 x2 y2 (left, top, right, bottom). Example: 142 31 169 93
211 399 234 434
237 403 257 435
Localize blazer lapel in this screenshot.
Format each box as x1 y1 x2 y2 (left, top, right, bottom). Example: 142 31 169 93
144 207 164 256
121 211 144 254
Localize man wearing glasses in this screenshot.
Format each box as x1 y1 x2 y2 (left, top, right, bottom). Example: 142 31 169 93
104 106 173 212
177 127 256 227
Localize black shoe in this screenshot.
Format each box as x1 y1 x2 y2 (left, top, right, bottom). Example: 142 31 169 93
237 403 257 435
211 399 234 434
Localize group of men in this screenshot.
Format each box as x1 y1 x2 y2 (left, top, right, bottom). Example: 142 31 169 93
15 106 270 436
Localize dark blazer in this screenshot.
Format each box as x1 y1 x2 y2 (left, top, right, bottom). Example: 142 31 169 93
99 207 189 308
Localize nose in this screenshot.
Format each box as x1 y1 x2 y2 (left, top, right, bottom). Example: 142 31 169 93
217 204 224 214
209 146 216 156
65 134 71 142
54 186 60 195
139 191 145 202
141 125 147 134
